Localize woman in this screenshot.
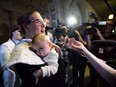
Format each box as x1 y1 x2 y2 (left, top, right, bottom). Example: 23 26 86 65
0 25 22 87
6 11 66 87
65 38 116 87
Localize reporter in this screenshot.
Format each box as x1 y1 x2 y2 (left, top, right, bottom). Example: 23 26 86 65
65 38 116 87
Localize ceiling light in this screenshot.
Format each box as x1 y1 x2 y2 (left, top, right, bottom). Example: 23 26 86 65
108 14 114 19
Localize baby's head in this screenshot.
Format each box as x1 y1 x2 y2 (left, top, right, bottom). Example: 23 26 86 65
31 34 52 58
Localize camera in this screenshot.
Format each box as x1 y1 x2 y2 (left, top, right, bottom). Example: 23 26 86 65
76 12 107 36
77 21 106 36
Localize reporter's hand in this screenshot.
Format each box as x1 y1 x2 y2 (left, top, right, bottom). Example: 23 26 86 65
95 28 102 37
95 28 105 40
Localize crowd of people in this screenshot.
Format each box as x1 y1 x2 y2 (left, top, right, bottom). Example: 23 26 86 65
0 10 116 87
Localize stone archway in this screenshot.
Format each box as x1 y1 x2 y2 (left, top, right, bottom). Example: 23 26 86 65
46 0 63 27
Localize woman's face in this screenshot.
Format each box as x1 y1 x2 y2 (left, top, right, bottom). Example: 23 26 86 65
27 12 46 38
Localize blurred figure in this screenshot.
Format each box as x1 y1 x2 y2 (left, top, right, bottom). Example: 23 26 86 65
44 18 54 42
0 25 22 87
44 18 50 27
101 20 116 40
88 20 116 87
54 26 68 45
67 30 88 87
0 25 22 67
0 23 10 87
53 26 69 86
97 20 116 87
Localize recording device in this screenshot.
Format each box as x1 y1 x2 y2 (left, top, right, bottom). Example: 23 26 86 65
54 12 109 38
77 12 107 36
82 23 96 35
67 23 94 37
67 21 107 38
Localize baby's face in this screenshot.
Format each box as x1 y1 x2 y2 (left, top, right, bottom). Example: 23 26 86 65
33 40 51 58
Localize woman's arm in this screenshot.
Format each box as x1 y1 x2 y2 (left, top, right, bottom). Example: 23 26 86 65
66 38 116 86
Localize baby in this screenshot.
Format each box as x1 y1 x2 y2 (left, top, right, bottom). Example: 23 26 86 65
30 34 59 84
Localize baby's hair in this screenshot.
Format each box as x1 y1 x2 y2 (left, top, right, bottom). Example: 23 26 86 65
32 34 52 44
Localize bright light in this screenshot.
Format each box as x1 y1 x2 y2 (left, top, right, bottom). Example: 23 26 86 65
67 16 77 26
112 30 115 33
108 14 114 19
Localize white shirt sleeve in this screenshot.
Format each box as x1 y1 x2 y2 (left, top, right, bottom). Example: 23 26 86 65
41 48 59 77
0 44 10 67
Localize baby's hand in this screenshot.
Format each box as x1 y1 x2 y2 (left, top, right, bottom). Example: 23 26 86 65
33 69 43 85
35 79 38 85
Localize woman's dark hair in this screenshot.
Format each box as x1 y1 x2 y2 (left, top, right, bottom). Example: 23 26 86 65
10 25 21 38
18 11 36 36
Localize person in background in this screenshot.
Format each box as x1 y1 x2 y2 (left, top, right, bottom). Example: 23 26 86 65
0 23 10 87
0 25 22 87
0 25 22 67
65 38 116 87
70 30 87 87
88 20 116 87
44 18 54 42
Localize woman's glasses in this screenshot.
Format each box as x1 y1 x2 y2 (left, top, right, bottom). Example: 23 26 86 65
30 19 44 26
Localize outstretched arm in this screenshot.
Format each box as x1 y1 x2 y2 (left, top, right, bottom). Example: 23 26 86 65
66 38 116 86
